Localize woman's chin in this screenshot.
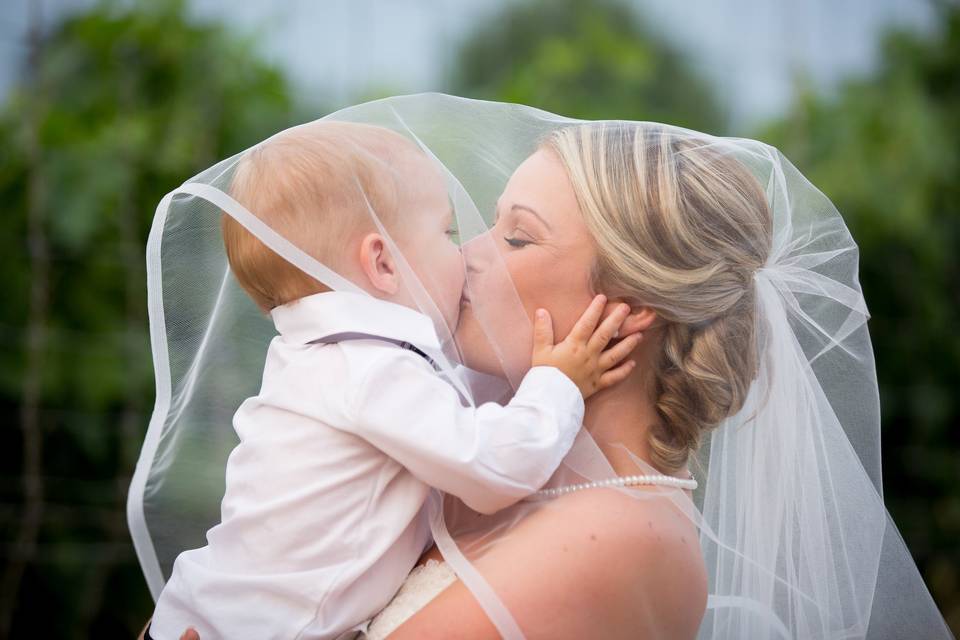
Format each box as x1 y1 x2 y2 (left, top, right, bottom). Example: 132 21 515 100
454 319 500 376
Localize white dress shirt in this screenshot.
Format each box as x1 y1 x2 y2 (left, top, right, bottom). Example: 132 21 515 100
150 291 584 640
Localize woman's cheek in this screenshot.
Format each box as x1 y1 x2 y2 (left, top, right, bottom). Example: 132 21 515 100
506 254 567 336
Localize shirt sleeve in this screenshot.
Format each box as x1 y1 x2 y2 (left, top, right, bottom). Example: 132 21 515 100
344 349 584 514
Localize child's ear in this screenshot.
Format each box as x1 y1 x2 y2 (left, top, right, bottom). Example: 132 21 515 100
358 233 400 295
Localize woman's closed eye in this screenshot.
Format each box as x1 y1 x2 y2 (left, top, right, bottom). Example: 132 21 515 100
502 224 536 248
503 235 532 248
493 204 537 248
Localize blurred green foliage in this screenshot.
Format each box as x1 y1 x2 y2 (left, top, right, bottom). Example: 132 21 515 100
758 7 960 630
0 0 956 636
0 1 296 636
453 0 724 131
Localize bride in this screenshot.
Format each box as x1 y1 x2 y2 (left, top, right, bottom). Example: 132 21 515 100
366 121 747 639
132 94 953 639
360 104 953 639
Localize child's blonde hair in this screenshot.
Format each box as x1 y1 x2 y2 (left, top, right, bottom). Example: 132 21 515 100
222 121 420 311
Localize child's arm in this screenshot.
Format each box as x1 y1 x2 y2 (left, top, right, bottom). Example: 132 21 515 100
345 296 640 515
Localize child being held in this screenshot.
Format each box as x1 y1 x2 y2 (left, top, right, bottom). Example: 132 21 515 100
148 122 638 640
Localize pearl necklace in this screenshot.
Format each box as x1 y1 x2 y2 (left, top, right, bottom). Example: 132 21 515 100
529 473 697 500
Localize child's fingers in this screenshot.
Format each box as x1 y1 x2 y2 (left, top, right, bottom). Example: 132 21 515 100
598 333 642 371
588 303 632 353
567 295 607 344
597 359 637 390
532 308 555 352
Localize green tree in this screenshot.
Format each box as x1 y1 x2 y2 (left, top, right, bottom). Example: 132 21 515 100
452 0 724 132
0 1 296 636
758 7 960 632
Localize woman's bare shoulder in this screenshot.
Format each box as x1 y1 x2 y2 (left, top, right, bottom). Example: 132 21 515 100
528 485 695 537
518 488 708 638
391 489 707 640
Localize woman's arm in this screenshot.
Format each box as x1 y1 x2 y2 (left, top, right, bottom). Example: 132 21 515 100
389 489 706 640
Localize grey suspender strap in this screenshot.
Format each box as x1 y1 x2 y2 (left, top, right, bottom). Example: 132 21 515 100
311 332 441 373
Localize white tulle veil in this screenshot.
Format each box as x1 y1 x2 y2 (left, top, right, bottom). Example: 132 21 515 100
126 93 952 639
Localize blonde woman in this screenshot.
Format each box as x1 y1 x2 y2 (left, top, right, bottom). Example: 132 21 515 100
368 114 948 639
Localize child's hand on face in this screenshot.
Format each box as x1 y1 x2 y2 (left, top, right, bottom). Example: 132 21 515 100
531 295 642 400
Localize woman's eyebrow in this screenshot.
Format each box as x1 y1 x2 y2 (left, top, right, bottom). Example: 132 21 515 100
511 204 552 231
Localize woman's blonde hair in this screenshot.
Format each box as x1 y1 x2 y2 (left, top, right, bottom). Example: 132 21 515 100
544 123 772 472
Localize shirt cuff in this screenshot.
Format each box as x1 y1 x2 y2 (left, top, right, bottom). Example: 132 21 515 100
516 365 586 429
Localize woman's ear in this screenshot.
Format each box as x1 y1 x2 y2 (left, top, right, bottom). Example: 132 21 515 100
603 297 658 335
358 232 400 295
620 307 658 335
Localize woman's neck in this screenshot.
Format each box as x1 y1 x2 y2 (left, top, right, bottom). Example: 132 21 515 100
581 337 684 478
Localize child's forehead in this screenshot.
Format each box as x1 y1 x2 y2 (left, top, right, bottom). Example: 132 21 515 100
393 151 448 196
391 145 442 177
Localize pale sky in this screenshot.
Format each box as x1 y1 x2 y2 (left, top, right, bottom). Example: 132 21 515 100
0 0 936 129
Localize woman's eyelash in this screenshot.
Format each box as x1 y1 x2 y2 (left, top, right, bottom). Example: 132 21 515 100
504 236 531 248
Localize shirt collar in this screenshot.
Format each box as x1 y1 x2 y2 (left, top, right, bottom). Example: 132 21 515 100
270 291 443 354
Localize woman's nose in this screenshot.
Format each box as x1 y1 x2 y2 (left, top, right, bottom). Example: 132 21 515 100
462 232 494 273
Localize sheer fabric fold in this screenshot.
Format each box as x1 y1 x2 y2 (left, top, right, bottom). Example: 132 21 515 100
127 93 952 639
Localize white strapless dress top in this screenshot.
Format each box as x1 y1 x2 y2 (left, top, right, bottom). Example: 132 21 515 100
365 559 457 639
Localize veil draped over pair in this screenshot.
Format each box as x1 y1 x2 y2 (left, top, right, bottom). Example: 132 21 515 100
126 93 953 639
